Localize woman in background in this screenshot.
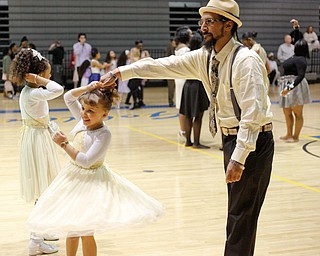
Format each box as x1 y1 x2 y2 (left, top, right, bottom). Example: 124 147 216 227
242 31 270 75
179 31 210 148
279 39 311 142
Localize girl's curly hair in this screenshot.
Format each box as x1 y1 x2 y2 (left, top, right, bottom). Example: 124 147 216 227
9 49 49 86
80 87 120 111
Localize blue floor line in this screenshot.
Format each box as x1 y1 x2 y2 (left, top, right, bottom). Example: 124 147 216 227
1 99 319 114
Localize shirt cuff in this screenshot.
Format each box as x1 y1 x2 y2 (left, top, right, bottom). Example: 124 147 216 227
231 146 251 165
118 65 134 81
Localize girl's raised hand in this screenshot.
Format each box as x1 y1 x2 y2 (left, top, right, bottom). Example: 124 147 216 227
87 81 101 91
25 73 38 84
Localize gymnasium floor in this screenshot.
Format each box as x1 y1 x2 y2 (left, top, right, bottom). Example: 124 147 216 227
0 84 319 255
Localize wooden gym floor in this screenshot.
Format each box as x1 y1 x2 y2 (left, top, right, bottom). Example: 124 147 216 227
0 83 319 255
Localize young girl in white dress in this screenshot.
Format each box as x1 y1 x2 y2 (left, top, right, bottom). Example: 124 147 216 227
116 49 131 108
27 82 164 256
10 48 64 255
88 47 108 84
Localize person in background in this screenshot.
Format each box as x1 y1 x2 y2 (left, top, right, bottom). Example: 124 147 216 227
79 59 91 87
8 42 20 95
174 26 192 140
290 19 303 45
88 47 108 83
128 40 149 109
116 49 131 108
19 36 29 52
267 52 280 86
165 39 176 107
303 25 320 56
70 51 79 89
9 42 19 59
277 34 295 75
241 31 270 74
29 43 36 50
1 47 14 99
73 33 92 87
279 39 311 143
104 50 117 74
179 31 210 148
48 40 65 85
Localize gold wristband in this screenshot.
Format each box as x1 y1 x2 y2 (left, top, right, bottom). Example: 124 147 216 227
60 141 69 149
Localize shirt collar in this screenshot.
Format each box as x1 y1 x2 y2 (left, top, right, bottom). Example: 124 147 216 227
213 37 241 65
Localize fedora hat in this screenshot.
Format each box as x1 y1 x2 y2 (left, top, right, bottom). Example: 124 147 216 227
199 0 242 28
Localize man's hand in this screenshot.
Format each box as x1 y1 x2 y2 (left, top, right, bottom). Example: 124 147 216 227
225 161 244 183
100 69 119 88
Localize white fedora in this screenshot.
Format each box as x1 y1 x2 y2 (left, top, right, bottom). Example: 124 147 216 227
199 0 242 28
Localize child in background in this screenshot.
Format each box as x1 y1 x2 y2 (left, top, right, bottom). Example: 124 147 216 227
10 48 64 255
2 47 14 98
104 50 117 74
70 51 79 88
28 82 164 256
116 49 131 108
88 47 107 84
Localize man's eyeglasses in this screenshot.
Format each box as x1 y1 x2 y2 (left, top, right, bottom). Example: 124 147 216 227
198 19 226 26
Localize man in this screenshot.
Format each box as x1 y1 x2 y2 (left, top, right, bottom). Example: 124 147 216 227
289 19 303 45
165 39 176 107
48 40 65 85
101 0 274 255
128 40 150 109
73 33 92 87
277 34 295 75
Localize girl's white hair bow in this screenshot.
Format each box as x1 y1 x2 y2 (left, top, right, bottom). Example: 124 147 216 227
31 49 44 61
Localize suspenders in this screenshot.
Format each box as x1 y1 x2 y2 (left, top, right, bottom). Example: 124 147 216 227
230 45 244 121
207 45 244 121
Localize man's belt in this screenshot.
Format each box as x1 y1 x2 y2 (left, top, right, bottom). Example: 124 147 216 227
221 123 272 136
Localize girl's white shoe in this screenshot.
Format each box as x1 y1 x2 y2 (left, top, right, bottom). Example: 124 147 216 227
29 238 58 255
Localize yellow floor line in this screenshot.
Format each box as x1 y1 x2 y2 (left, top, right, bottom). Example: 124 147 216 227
125 125 223 160
271 174 320 193
126 125 320 193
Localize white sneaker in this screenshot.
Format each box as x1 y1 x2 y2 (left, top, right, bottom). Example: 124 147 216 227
178 130 186 144
29 239 58 255
42 233 59 241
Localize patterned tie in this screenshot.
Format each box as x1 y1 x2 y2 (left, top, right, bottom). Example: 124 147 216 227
209 57 219 138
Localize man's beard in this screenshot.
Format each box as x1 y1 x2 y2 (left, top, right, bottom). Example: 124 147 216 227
204 37 216 51
200 31 217 51
204 38 215 49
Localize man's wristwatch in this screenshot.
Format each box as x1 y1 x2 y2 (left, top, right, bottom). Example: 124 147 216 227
229 159 245 170
109 72 118 81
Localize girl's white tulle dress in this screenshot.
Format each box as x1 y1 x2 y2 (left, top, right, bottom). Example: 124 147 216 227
19 82 63 203
27 91 164 237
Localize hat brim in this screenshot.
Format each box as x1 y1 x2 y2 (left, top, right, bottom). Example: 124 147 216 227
199 6 242 28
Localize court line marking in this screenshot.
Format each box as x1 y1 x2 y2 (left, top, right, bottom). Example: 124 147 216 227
126 125 320 193
125 125 223 160
271 174 320 193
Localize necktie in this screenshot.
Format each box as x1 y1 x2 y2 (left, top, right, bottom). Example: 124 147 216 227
209 57 219 138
